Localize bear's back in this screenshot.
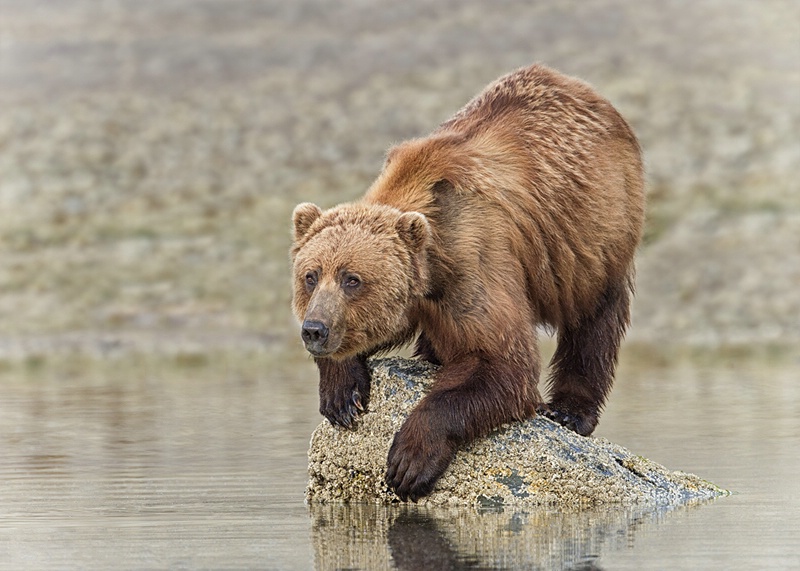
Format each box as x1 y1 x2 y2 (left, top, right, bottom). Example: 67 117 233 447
439 64 635 147
366 64 645 327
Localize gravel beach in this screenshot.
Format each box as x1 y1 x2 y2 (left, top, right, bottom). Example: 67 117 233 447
1 0 798 358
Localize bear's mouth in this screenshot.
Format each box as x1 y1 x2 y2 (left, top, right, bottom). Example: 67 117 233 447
303 338 345 358
305 345 333 358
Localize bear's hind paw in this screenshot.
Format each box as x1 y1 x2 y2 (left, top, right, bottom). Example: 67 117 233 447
540 406 597 437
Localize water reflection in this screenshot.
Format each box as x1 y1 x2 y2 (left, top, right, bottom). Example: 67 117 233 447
308 500 712 570
1 349 798 569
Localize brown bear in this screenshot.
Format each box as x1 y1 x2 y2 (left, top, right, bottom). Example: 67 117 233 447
291 63 645 502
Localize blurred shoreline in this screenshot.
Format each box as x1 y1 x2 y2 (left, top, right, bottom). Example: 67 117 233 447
1 1 798 365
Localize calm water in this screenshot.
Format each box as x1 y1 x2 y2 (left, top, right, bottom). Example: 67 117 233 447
1 347 798 570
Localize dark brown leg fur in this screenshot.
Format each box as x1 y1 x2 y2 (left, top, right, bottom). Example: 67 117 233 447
413 332 441 366
316 355 371 428
386 355 539 501
545 281 631 436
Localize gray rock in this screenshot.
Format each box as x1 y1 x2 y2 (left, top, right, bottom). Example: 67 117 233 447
306 357 727 507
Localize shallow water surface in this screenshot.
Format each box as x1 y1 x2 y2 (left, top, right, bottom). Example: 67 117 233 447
0 349 798 570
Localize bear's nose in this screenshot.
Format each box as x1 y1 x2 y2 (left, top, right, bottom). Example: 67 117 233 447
301 320 329 347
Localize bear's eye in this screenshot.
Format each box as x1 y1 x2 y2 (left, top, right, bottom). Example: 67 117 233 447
305 272 318 288
343 275 361 289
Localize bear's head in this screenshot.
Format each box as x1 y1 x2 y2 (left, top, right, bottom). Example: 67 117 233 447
290 202 430 359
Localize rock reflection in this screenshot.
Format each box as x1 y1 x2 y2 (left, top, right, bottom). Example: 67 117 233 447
388 510 499 570
309 501 711 570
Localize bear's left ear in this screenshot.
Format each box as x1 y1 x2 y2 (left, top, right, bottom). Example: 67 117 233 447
292 202 323 242
395 212 430 254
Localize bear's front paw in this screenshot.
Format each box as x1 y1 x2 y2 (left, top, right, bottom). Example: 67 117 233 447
316 356 371 429
320 385 366 429
385 424 456 502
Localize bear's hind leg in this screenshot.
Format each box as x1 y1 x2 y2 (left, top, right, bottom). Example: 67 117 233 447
545 281 632 436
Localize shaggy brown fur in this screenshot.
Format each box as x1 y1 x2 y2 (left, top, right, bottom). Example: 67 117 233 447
291 63 645 501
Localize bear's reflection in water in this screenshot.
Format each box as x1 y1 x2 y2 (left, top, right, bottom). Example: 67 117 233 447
308 501 706 570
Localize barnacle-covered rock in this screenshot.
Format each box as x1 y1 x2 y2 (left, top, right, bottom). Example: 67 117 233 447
307 357 727 507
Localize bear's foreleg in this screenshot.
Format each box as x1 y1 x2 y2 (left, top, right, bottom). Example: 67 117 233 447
412 332 442 366
386 355 539 501
315 355 371 428
545 281 632 435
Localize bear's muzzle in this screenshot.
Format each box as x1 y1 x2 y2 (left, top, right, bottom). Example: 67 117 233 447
301 319 330 356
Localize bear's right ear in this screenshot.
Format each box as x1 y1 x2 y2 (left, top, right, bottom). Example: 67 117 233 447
292 203 323 242
396 211 430 254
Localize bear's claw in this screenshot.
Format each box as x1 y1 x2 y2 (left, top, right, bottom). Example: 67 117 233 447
540 406 597 436
317 355 371 429
322 388 365 429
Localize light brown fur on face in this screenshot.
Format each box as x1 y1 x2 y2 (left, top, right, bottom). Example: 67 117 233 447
290 63 645 501
291 202 429 358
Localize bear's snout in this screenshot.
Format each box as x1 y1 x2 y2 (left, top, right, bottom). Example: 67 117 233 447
301 319 330 355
